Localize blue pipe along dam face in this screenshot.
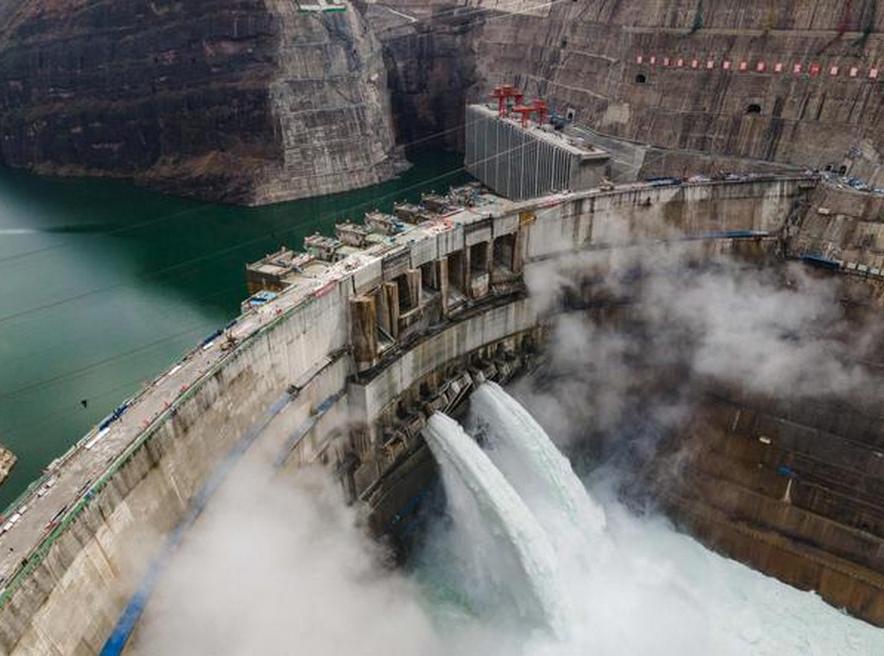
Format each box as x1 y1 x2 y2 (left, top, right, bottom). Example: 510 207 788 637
101 390 343 655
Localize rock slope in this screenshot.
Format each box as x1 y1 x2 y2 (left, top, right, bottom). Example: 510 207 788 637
1 1 881 199
0 0 401 204
373 0 883 183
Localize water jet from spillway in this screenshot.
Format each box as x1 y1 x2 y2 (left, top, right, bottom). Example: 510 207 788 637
469 382 607 540
421 413 568 637
419 391 884 655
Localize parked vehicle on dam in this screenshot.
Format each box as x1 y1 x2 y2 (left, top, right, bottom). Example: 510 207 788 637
242 290 278 312
36 478 56 498
200 329 223 347
96 400 132 434
2 513 22 534
199 328 225 351
97 414 115 432
644 176 683 187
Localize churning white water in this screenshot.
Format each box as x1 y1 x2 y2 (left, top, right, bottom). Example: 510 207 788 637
418 398 884 656
422 413 569 636
135 388 884 656
469 382 607 539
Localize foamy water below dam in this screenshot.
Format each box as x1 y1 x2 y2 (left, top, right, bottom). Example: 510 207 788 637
128 384 884 656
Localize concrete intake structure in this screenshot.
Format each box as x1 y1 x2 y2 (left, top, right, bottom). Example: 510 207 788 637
3 173 884 653
464 104 611 200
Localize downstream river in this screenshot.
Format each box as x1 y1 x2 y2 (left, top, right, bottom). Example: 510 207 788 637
0 152 467 508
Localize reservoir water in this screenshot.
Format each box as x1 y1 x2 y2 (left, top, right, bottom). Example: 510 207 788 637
0 151 467 508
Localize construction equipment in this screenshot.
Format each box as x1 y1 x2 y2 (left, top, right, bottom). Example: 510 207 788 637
490 85 523 117
511 99 548 128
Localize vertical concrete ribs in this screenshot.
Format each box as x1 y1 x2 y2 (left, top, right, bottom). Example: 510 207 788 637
465 104 610 200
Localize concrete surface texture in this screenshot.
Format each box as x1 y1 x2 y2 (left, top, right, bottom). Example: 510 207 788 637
0 285 352 654
790 181 884 269
464 104 610 199
0 0 880 650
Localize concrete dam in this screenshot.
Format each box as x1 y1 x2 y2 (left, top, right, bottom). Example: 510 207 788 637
0 0 881 651
1 165 884 653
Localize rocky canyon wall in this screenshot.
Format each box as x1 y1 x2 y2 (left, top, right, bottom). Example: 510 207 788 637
373 0 883 182
1 1 881 201
365 1 476 151
0 0 401 204
472 0 883 182
253 0 403 204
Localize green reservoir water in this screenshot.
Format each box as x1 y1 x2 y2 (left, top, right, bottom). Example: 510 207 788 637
0 151 467 508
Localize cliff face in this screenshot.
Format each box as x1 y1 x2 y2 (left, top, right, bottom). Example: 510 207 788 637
253 0 403 204
373 0 883 183
471 1 883 182
1 1 881 200
367 1 476 151
0 0 401 204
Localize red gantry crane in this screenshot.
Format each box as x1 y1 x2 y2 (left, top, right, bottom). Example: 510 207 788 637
490 85 523 117
491 85 549 128
511 98 548 128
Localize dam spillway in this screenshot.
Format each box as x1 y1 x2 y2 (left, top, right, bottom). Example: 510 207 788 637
1 173 884 653
404 391 884 655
